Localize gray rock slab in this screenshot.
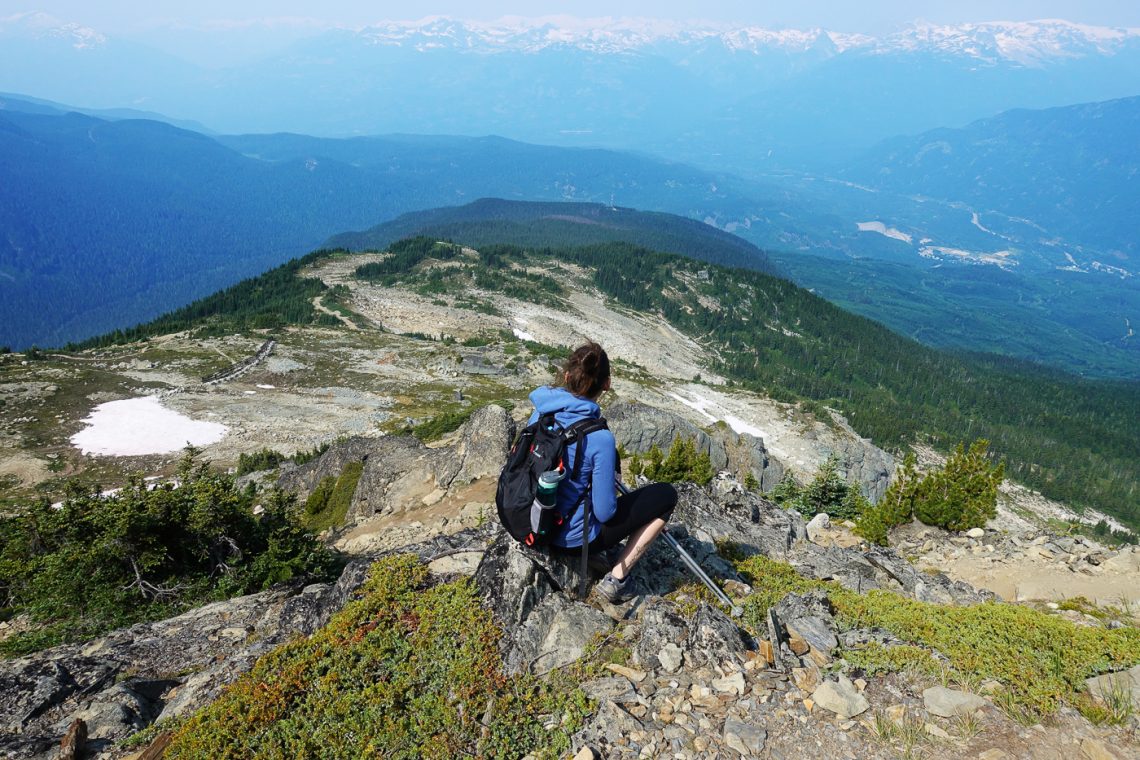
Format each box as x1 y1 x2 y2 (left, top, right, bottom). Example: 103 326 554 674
581 676 637 704
1085 665 1140 707
922 686 988 717
723 717 767 756
813 675 870 719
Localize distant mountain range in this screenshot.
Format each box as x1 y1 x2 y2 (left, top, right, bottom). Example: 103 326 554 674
769 96 1140 377
3 14 1139 167
1 89 1136 377
842 96 1140 265
0 98 784 350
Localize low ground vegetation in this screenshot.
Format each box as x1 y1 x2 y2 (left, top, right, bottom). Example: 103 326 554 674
162 554 591 759
304 461 364 533
0 452 339 656
732 552 1140 724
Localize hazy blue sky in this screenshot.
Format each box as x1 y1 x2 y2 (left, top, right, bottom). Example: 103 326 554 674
12 1 1140 34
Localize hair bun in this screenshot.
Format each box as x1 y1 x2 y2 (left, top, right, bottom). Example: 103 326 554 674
562 341 610 398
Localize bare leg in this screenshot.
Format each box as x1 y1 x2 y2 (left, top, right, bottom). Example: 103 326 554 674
610 518 667 580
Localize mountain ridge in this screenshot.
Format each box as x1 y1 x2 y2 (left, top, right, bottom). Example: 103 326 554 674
8 12 1138 63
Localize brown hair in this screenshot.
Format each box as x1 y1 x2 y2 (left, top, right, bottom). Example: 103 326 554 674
563 341 610 399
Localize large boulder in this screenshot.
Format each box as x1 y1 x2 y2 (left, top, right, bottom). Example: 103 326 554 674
451 403 515 484
473 530 612 675
276 404 515 525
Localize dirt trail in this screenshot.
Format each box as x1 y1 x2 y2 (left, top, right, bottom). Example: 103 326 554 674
312 296 359 331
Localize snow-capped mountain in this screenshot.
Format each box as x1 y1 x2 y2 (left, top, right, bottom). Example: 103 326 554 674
0 11 106 49
876 19 1140 65
7 12 1135 63
353 16 870 56
348 16 1137 65
2 13 1139 167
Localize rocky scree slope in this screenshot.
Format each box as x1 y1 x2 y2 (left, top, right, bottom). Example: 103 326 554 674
2 412 1138 758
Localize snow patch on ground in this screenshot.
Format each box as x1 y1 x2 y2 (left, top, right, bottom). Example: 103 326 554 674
256 384 276 389
856 221 912 244
668 390 769 439
70 396 228 456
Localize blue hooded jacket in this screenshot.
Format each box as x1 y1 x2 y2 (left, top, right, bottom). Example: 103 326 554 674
527 386 617 548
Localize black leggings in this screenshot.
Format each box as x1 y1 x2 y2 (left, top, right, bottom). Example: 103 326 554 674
559 481 677 553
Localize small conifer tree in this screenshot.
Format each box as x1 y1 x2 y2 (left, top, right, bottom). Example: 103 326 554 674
913 440 1003 531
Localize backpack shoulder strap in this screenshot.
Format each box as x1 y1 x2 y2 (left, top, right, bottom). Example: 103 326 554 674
565 417 608 480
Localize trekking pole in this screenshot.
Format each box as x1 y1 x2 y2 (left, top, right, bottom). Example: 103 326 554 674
615 479 743 618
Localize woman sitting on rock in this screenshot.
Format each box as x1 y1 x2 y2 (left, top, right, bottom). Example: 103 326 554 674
527 340 677 603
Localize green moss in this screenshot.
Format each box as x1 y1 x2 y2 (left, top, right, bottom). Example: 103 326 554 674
165 555 589 759
304 462 363 533
733 554 1140 721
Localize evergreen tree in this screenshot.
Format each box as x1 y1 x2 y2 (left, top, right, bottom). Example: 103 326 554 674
799 456 849 518
913 440 1004 531
769 474 803 508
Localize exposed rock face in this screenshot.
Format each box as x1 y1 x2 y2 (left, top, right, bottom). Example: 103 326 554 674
452 403 516 483
276 404 514 524
606 401 784 491
823 419 895 502
473 531 612 674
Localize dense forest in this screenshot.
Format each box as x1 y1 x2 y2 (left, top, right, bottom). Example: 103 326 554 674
72 250 344 348
572 243 1140 526
0 103 780 351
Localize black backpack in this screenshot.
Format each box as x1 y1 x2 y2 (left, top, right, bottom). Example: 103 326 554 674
496 412 609 580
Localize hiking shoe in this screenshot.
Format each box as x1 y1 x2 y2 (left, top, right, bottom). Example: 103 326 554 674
586 546 622 576
594 572 636 604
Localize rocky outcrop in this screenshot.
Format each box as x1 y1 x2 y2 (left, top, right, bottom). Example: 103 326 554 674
1 469 1004 759
822 415 896 502
276 404 514 524
606 401 784 491
474 532 613 675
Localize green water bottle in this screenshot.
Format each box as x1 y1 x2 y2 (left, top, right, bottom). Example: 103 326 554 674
528 468 567 544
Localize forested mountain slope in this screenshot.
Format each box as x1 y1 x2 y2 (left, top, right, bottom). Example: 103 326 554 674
97 237 1140 531
327 198 773 273
0 105 787 350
